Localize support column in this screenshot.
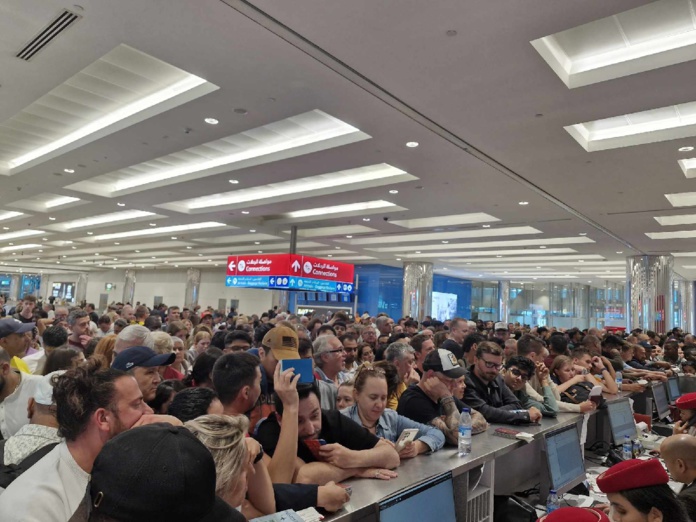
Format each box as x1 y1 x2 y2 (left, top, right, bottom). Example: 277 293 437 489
184 268 201 310
677 279 696 334
626 255 674 333
497 280 510 324
74 273 88 305
271 291 289 313
8 274 20 302
402 262 433 323
122 270 136 305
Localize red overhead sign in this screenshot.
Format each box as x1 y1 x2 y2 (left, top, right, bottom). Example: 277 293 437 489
226 253 354 284
226 254 291 277
289 254 354 283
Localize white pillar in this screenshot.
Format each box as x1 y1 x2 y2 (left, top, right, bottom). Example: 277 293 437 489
123 270 136 305
402 262 433 323
497 280 510 323
626 255 674 333
184 268 201 310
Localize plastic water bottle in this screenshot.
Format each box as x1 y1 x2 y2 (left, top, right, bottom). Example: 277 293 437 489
546 490 560 513
458 408 472 457
615 371 622 392
623 435 632 461
632 438 642 458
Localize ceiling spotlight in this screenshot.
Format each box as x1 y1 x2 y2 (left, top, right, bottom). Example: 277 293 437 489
679 146 694 152
442 240 449 244
56 261 60 264
482 224 491 228
151 256 156 259
496 255 503 258
241 211 250 215
8 243 13 246
117 202 125 207
335 246 341 250
48 217 56 221
254 241 260 245
204 118 219 125
579 232 587 236
2 227 8 230
149 223 157 227
38 249 42 253
389 190 399 194
87 232 93 235
171 236 177 240
579 260 585 263
207 259 212 262
518 201 529 206
536 266 541 269
64 168 75 173
229 179 239 184
198 254 202 257
94 253 100 256
616 251 623 254
415 251 421 254
114 242 120 245
396 257 402 261
135 250 140 253
346 235 353 238
258 250 263 253
363 218 370 222
328 254 333 257
539 246 546 249
406 142 419 148
186 246 192 249
71 246 76 249
249 229 256 233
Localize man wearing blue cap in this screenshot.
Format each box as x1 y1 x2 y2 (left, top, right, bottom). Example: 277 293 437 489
112 346 175 402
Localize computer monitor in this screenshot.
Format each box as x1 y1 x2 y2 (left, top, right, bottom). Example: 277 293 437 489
607 398 637 446
540 424 586 500
667 377 682 403
652 382 671 420
378 472 456 522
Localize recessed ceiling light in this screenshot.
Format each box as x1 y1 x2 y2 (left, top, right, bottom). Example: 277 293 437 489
174 265 178 268
61 210 156 230
151 256 156 259
229 179 239 184
327 254 333 257
389 190 399 194
71 246 76 249
198 254 202 257
241 211 250 215
539 245 546 249
186 246 192 249
48 217 56 221
536 266 542 269
518 201 529 206
249 229 256 233
578 233 587 236
335 246 341 249
117 202 125 207
56 261 60 264
579 260 584 263
254 241 260 245
149 223 157 227
415 251 421 254
45 196 80 209
94 253 100 256
204 118 219 125
406 142 419 148
87 232 93 235
346 235 353 238
207 259 212 262
442 241 449 244
363 218 370 221
135 250 141 253
680 146 694 152
114 242 120 245
8 243 13 246
2 227 8 230
482 225 491 228
64 169 75 173
171 236 177 240
258 250 263 253
617 251 623 254
396 258 402 261
38 249 42 252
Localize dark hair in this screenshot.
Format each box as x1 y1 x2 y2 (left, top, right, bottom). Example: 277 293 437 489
254 323 274 346
602 335 624 348
504 356 535 376
333 321 347 329
42 325 68 350
619 484 689 521
97 314 111 326
275 382 319 417
143 315 162 331
475 341 503 359
212 352 260 405
548 335 569 356
317 324 336 336
517 334 543 358
570 347 591 360
338 333 357 345
356 343 374 363
183 350 222 387
373 361 400 399
166 321 187 336
463 333 486 354
224 330 252 347
210 330 227 350
53 361 125 441
167 387 220 423
84 338 99 359
113 319 128 330
43 348 82 375
410 333 430 353
298 338 313 358
147 380 186 414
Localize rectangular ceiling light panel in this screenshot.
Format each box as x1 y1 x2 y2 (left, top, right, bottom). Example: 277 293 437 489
340 226 542 245
0 44 218 174
286 200 396 219
665 192 696 207
88 221 227 241
389 212 500 229
566 99 696 151
654 213 696 226
283 225 377 238
646 229 696 239
368 236 595 252
532 0 696 88
158 164 416 214
58 210 157 230
8 193 83 213
678 158 696 178
69 110 370 198
402 247 578 258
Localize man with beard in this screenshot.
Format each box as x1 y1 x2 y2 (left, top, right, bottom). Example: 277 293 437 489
111 346 175 402
0 361 179 520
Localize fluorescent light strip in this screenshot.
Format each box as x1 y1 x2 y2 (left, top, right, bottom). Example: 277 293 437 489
665 192 696 208
389 212 500 229
370 236 595 252
403 248 577 259
63 210 156 230
448 254 605 263
185 164 411 210
678 158 696 179
92 222 226 241
487 271 624 276
459 261 624 268
0 211 24 221
654 214 696 226
45 196 80 209
287 200 396 218
342 226 542 245
673 252 696 257
0 230 44 241
9 75 209 170
646 230 696 239
0 243 43 253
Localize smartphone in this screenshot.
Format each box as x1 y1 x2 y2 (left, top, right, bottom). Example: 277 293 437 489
303 438 327 460
395 428 419 450
280 358 315 384
589 385 603 405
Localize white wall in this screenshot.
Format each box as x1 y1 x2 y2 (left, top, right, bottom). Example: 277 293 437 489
43 268 273 315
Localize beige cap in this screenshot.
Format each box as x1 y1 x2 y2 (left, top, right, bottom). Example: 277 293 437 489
262 326 299 360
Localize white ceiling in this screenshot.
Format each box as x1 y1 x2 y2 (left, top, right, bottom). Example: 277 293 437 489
2 0 696 287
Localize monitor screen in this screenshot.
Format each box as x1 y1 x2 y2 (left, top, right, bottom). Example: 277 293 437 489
379 472 456 522
607 398 637 446
544 424 586 494
667 377 682 403
652 383 671 420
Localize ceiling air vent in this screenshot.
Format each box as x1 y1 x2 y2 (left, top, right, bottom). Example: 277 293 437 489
16 9 81 61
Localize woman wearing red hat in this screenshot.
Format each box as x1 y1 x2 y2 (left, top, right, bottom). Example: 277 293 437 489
596 459 689 521
674 392 696 436
537 507 609 522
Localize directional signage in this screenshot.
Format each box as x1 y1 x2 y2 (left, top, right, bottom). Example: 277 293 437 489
225 253 354 293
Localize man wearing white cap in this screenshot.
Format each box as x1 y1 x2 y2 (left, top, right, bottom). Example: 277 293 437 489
493 322 510 343
0 371 63 490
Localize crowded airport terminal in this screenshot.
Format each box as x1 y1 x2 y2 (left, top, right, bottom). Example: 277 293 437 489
3 0 696 521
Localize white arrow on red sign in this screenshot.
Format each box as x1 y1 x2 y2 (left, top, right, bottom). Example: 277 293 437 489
228 260 236 271
291 260 301 272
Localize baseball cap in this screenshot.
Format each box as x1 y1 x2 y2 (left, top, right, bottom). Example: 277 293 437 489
90 424 240 521
423 349 467 378
494 322 508 331
201 311 213 319
262 325 299 360
111 346 175 371
34 370 65 406
0 318 35 338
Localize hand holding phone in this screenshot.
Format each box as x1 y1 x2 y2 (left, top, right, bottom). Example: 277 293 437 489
589 385 603 406
280 358 315 384
395 428 418 451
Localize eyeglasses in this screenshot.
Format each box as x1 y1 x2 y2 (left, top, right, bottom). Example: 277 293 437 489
327 348 345 354
509 368 530 381
480 359 503 370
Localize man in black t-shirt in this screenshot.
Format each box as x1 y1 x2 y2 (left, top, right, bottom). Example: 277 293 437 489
440 318 467 361
255 382 400 485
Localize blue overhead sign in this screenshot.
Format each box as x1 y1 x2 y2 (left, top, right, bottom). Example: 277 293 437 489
225 276 272 288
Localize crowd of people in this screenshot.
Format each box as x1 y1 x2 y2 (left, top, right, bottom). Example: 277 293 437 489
0 294 695 521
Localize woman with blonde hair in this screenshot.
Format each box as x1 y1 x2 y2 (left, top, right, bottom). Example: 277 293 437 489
151 331 184 380
185 414 274 519
187 330 212 364
92 334 117 366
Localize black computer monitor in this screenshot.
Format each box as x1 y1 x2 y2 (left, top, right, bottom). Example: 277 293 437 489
667 377 682 403
540 424 586 500
607 398 637 446
652 382 671 420
378 472 456 522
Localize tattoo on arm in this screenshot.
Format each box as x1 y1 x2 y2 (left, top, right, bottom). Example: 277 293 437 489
431 397 460 445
